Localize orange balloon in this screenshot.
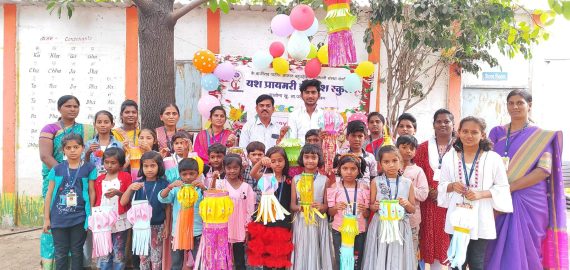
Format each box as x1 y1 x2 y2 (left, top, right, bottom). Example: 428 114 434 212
193 49 217 73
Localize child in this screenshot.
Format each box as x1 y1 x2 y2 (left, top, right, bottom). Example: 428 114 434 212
243 141 265 207
290 144 334 270
91 148 132 270
128 128 160 181
363 145 416 270
43 133 98 269
305 129 322 145
158 158 207 270
164 131 195 182
120 151 170 270
204 143 226 188
396 113 417 137
438 117 512 270
396 135 428 268
85 110 123 174
337 120 378 183
327 154 370 270
217 154 255 270
248 146 294 269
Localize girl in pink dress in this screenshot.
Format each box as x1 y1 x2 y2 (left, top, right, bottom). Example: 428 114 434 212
215 153 255 270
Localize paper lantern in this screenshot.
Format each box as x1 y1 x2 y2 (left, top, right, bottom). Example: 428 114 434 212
355 61 375 78
343 73 362 93
193 49 217 73
201 73 220 91
213 62 236 81
252 51 273 70
269 41 286 58
317 45 329 65
272 57 289 75
287 31 311 61
197 94 221 118
324 1 357 66
290 5 315 31
271 14 295 37
305 58 322 78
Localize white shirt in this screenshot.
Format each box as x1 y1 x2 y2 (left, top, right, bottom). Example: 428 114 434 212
287 106 323 144
239 116 281 150
437 149 513 240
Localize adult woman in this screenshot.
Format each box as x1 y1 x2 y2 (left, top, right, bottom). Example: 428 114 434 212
485 90 567 270
414 109 455 270
364 112 385 156
194 106 236 163
38 95 94 269
437 116 512 270
155 103 181 153
112 99 140 147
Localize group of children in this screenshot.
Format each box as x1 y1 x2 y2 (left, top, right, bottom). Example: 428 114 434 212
46 102 511 270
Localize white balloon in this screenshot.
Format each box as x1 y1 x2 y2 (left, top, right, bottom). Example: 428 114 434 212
287 31 311 61
252 51 273 70
301 18 319 37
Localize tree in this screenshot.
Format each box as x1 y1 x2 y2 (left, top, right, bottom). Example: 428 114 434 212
48 0 237 128
362 0 555 132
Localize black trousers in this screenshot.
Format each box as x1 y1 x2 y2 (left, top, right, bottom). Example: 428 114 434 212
232 242 246 270
332 229 366 270
171 235 202 270
51 223 87 270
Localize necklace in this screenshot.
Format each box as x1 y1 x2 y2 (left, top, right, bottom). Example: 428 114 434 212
458 149 481 189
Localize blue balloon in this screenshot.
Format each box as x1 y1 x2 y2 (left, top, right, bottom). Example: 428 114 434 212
201 73 220 91
252 51 273 70
343 73 362 93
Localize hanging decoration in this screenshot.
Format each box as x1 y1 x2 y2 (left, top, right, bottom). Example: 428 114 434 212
297 173 327 225
173 184 199 250
127 200 153 256
378 199 406 244
339 214 359 270
89 206 119 258
445 205 475 268
271 14 295 37
318 109 345 174
255 174 291 225
289 4 316 31
324 0 357 66
278 138 302 166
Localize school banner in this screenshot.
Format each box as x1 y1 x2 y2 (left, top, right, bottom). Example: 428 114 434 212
215 56 374 130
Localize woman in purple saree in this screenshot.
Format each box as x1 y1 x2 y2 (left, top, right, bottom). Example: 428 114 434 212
485 90 568 270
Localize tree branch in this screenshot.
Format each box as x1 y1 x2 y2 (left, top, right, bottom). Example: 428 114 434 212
170 0 209 24
131 0 154 15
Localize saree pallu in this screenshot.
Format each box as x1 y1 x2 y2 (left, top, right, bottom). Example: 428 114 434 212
194 130 231 164
485 127 568 270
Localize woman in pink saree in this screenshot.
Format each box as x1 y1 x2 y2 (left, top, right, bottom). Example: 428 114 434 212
485 90 568 269
194 106 236 164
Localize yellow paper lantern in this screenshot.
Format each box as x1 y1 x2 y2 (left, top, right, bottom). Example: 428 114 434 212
272 57 289 75
355 61 375 78
307 44 318 59
193 49 217 73
317 45 329 65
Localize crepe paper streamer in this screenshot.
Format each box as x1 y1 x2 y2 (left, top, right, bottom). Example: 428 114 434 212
174 184 199 250
164 157 180 183
378 200 406 245
194 190 234 270
88 206 119 258
278 138 302 166
297 173 327 225
255 174 291 225
382 125 393 146
127 200 153 256
339 214 359 270
445 205 475 268
324 0 357 67
128 146 143 180
318 109 345 173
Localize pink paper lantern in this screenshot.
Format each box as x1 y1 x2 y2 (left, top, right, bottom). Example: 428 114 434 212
290 5 315 31
269 41 286 58
305 58 322 78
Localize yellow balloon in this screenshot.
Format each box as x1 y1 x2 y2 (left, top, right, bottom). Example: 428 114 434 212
307 44 318 59
355 61 375 77
317 45 328 65
272 57 289 75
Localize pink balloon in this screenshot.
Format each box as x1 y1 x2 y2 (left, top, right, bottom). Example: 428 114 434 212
305 58 322 78
197 94 221 118
271 14 295 37
348 112 368 128
269 42 285 58
290 5 315 31
213 62 235 81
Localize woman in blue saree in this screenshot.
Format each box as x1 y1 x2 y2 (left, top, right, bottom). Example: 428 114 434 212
39 95 94 269
485 90 567 270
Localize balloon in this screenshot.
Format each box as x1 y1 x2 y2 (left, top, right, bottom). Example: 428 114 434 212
287 31 311 61
290 4 315 31
343 73 362 93
271 14 295 37
307 44 318 59
317 45 329 65
272 57 289 75
193 49 217 73
201 74 220 91
305 58 322 78
348 112 368 126
301 17 319 36
355 61 375 78
197 94 220 118
252 51 273 70
213 62 235 81
269 41 285 58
